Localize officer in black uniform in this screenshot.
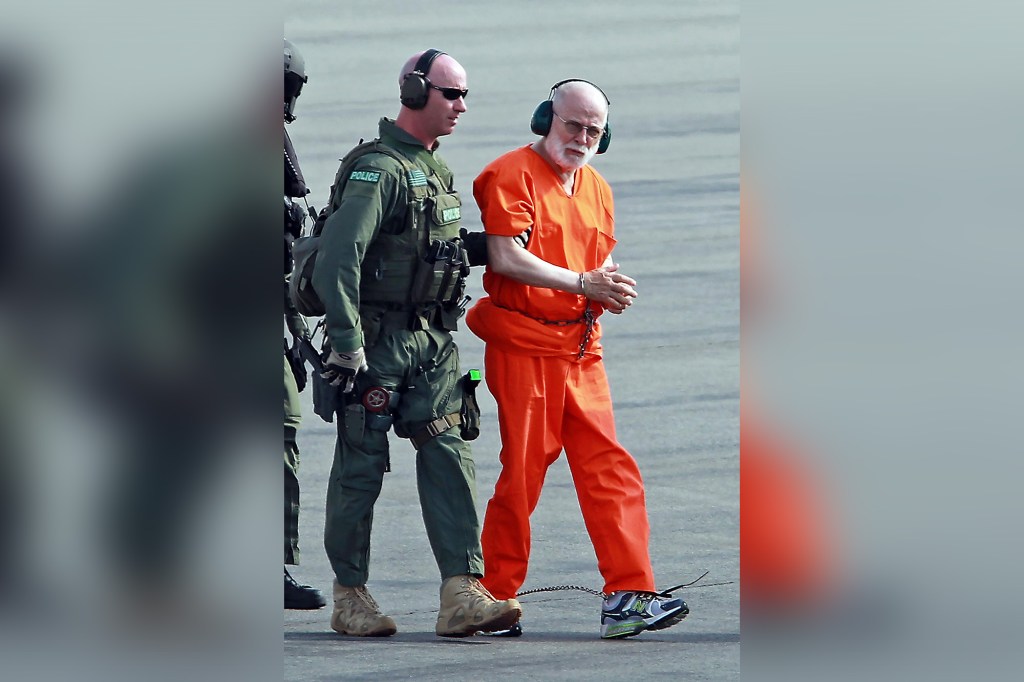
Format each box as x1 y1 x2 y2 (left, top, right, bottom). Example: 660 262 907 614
283 37 325 610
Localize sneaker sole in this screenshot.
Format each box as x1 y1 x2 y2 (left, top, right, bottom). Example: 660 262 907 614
600 621 647 639
647 602 688 630
601 604 689 639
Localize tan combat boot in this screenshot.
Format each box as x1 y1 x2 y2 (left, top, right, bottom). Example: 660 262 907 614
330 580 397 637
435 575 523 637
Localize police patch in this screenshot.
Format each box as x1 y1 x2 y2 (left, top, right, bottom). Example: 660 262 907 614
349 170 381 183
441 206 461 222
407 169 428 187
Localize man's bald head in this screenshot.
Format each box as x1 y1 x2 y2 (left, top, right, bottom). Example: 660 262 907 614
397 49 467 107
399 49 451 86
551 80 609 123
394 49 468 147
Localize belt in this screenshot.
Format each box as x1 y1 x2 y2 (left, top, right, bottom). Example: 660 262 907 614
493 302 597 359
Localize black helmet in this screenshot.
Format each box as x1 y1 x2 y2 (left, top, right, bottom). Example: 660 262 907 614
284 38 307 123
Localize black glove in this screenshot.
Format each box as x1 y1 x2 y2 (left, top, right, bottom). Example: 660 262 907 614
285 309 309 339
285 199 305 239
459 227 489 267
285 337 308 392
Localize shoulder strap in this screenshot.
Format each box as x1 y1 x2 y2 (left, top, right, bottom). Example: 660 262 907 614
367 140 432 203
315 138 432 234
309 139 384 237
311 138 438 271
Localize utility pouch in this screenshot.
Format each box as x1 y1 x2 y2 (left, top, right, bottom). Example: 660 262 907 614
429 191 462 230
439 305 460 332
312 370 342 423
445 248 471 307
409 238 458 303
459 369 482 441
436 241 468 304
360 307 385 349
290 213 327 317
343 403 366 446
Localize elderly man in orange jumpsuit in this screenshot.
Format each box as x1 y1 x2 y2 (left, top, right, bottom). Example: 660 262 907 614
466 79 689 639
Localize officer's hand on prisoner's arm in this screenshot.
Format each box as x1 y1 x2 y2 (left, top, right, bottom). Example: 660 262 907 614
459 227 489 267
582 263 638 314
321 347 368 393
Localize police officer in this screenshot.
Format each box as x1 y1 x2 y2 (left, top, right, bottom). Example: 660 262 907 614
312 49 521 638
283 38 325 610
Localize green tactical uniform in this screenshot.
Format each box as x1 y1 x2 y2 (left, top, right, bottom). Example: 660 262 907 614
313 118 484 586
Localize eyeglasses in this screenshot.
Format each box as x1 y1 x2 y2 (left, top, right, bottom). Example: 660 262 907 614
553 111 604 140
427 80 469 101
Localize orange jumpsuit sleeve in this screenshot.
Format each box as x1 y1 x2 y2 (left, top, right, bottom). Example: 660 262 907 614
473 147 537 238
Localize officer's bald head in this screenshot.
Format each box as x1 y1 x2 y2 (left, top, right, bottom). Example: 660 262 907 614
400 50 444 86
400 51 424 86
395 50 468 147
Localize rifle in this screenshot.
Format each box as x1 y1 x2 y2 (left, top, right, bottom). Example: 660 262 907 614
295 332 324 374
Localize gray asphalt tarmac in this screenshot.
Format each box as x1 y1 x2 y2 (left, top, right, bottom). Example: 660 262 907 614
285 2 738 679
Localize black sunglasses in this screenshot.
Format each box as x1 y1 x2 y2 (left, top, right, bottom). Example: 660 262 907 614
427 79 468 101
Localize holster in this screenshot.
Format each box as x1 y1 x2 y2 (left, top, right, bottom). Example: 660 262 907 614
409 239 469 306
342 403 365 446
312 353 342 423
459 369 482 441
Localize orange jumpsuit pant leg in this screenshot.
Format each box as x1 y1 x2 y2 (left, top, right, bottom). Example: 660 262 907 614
562 356 655 594
479 348 566 600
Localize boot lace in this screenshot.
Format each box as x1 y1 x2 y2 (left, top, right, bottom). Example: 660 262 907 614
353 586 385 615
457 576 498 605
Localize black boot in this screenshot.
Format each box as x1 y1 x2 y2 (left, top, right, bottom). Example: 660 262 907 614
285 567 326 610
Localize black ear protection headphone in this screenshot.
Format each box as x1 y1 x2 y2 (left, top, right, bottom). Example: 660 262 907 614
400 48 446 110
530 78 611 154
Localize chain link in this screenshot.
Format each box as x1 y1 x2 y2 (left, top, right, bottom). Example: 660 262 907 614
576 306 596 359
388 573 733 618
516 584 607 599
513 571 734 601
492 301 597 359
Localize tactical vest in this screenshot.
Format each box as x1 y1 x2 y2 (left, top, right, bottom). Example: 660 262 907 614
291 139 470 323
357 144 469 314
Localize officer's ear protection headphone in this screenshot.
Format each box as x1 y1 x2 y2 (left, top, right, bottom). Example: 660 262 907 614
530 78 611 154
400 48 446 110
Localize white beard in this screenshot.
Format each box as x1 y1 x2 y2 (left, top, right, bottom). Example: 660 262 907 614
551 142 598 171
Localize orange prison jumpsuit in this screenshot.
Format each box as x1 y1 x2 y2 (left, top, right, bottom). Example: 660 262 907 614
467 146 656 599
